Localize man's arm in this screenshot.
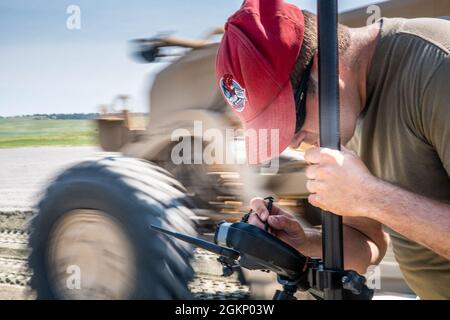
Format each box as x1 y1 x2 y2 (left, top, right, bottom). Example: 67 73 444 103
300 217 389 274
363 179 450 259
305 147 450 260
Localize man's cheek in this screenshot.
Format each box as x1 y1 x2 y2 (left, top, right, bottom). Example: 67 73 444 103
303 99 320 133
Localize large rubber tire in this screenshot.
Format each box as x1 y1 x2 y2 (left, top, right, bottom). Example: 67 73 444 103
28 154 197 299
153 141 237 210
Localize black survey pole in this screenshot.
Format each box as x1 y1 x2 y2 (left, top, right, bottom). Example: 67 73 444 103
317 0 344 299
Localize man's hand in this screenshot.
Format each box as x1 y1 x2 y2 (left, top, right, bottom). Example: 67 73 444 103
304 146 378 218
247 197 390 272
247 197 310 253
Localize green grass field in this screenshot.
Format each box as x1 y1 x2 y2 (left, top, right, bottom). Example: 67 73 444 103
0 118 96 148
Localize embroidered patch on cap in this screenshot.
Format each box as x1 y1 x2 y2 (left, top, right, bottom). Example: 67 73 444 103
220 74 247 112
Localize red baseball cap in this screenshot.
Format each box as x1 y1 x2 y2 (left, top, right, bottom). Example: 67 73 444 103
216 0 304 164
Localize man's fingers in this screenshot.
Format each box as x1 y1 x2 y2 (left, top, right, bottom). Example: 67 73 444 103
249 197 286 220
249 198 270 220
268 215 301 233
248 213 265 229
306 165 334 180
304 147 321 164
320 148 344 165
249 213 300 235
305 147 344 165
308 194 322 208
306 180 326 194
305 165 319 179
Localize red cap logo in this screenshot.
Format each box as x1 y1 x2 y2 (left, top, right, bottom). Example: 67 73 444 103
220 74 247 112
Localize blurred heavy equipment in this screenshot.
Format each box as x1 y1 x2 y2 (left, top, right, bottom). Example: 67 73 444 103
99 29 312 224
28 0 450 299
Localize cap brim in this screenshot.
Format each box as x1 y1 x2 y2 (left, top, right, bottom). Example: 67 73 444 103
243 83 296 165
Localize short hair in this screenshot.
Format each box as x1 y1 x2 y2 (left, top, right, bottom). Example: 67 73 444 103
290 11 351 90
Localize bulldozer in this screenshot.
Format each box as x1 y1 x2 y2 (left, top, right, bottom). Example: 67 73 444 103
28 0 450 299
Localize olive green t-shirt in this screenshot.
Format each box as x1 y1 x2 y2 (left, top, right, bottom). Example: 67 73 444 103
347 17 450 299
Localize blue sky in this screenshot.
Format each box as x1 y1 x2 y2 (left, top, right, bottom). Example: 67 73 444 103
0 0 383 116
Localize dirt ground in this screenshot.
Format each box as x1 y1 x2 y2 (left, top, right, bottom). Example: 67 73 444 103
0 146 253 300
0 146 415 300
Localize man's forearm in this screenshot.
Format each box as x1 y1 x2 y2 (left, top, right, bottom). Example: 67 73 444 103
300 226 382 274
364 179 450 259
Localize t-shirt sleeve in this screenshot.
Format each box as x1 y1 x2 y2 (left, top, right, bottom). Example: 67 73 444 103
421 57 450 176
